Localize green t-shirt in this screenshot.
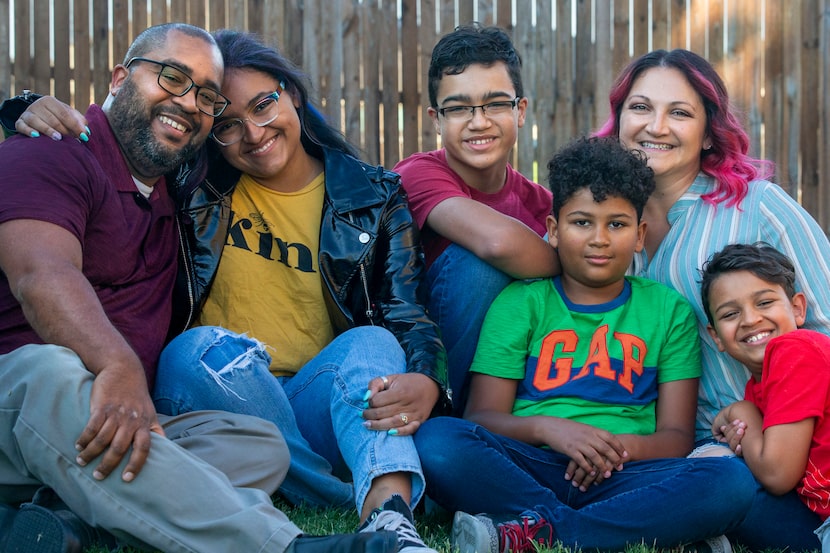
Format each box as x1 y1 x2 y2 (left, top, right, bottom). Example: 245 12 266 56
471 276 701 435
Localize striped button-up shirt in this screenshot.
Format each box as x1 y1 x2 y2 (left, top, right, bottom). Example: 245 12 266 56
632 173 830 441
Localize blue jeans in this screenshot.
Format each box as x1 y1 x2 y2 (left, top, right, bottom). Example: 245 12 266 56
427 244 512 415
414 417 758 550
154 325 425 514
687 439 821 550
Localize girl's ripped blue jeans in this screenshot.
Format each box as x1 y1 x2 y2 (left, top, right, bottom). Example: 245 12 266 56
153 325 425 514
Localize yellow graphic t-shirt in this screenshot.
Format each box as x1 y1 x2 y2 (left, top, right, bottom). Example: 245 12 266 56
197 172 334 376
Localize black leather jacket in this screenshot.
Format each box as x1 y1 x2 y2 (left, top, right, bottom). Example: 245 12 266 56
170 145 449 409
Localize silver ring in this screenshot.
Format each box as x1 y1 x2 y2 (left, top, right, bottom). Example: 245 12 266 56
400 413 409 425
380 376 389 389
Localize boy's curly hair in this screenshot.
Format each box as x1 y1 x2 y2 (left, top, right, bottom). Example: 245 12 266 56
547 136 655 220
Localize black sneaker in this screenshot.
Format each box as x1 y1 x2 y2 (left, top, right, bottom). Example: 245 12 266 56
1 503 97 553
358 494 438 553
452 511 554 553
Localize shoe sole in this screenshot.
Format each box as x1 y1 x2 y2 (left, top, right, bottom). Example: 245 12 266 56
4 505 80 553
452 512 494 553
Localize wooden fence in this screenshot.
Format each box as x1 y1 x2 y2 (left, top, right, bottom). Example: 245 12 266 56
2 0 830 230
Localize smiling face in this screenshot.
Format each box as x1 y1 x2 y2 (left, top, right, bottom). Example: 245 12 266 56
429 62 527 192
707 270 807 376
213 67 320 191
107 30 224 184
618 66 710 190
547 188 646 305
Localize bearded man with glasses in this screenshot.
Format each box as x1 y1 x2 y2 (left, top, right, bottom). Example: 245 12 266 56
395 23 561 416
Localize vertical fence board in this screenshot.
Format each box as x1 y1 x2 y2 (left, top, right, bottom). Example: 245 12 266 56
631 0 648 56
401 0 420 160
73 0 92 108
12 0 29 93
575 0 595 140
150 0 168 26
417 0 439 154
53 1 71 102
34 0 50 94
343 1 362 149
382 0 402 162
133 0 148 34
91 0 109 104
594 0 613 126
361 2 381 163
764 0 784 190
612 0 630 76
801 0 821 213
514 0 534 173
112 0 130 64
652 0 669 50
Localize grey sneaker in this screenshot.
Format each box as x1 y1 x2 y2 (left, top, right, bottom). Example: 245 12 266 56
683 535 733 553
358 494 437 553
452 511 554 553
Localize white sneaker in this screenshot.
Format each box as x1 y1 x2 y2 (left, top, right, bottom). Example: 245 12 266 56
358 495 438 553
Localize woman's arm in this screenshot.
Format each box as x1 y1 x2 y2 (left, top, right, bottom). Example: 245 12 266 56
0 94 88 140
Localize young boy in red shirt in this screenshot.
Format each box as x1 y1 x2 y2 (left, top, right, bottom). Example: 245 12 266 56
701 242 829 547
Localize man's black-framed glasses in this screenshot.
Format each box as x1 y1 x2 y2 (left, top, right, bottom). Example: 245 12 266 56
125 57 230 117
210 82 286 146
437 97 521 121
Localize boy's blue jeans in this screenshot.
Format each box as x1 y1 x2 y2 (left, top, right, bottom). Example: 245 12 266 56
414 416 821 551
154 325 425 514
426 244 512 414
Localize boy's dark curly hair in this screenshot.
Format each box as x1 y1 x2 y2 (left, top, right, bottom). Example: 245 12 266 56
700 242 796 325
547 136 655 220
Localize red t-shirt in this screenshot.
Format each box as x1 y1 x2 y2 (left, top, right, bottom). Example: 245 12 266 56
395 150 552 266
745 329 830 520
0 105 178 386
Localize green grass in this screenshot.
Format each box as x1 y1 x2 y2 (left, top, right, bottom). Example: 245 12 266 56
83 495 818 552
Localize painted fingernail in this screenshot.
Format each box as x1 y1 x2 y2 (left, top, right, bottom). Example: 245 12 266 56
362 401 369 409
79 132 89 142
387 429 399 436
30 130 40 138
362 421 371 429
51 132 62 141
363 389 372 401
85 125 91 136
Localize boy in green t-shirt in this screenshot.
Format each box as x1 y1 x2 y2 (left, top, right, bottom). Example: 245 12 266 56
413 136 756 552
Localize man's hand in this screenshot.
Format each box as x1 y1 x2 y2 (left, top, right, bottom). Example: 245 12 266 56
76 364 165 481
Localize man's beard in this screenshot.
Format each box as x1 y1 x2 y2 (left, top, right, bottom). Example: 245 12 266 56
108 77 204 178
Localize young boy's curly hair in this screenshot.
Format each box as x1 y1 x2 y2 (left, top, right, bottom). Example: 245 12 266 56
546 136 655 220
